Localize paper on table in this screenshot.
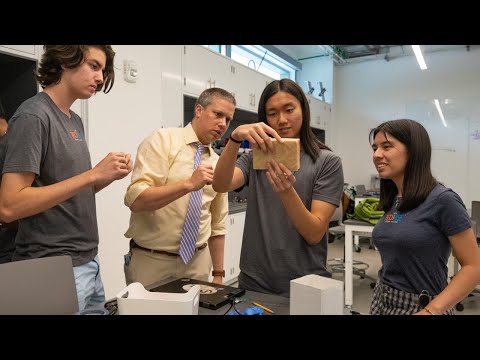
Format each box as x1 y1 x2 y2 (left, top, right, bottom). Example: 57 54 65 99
252 138 300 171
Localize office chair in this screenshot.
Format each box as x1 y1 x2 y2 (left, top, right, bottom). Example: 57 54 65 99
455 201 480 311
328 203 376 288
0 255 79 315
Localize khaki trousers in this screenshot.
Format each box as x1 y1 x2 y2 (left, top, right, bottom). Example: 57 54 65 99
124 245 211 288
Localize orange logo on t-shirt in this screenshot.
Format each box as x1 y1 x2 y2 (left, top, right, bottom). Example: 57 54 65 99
69 130 82 141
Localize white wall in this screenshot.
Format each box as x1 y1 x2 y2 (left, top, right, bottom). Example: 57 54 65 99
332 47 480 209
88 45 163 298
297 56 333 104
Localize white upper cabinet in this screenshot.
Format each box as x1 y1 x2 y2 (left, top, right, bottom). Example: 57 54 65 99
160 45 183 128
230 62 274 112
183 46 233 97
0 45 37 60
308 95 330 130
183 46 274 117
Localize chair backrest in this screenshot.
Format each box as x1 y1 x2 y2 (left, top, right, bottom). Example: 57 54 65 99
0 255 79 315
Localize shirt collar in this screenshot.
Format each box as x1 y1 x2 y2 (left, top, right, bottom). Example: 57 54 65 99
183 123 213 155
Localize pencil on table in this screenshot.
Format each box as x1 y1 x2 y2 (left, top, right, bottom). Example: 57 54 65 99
252 302 275 314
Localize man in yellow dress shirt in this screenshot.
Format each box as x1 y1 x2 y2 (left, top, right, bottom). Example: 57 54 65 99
124 88 236 287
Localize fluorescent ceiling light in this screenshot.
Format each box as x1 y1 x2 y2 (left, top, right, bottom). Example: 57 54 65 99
434 99 448 127
411 45 427 70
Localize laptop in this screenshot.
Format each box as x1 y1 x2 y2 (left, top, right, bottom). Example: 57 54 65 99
150 278 245 310
0 255 79 315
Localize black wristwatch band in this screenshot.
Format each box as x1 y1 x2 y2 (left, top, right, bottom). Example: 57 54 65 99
229 135 242 144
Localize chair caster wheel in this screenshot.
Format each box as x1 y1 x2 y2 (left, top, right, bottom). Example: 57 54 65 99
355 246 361 253
370 282 376 289
455 303 464 311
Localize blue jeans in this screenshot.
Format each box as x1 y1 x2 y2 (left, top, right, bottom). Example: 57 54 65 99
73 255 105 311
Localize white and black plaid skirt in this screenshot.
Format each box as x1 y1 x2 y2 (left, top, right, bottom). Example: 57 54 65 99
370 280 454 315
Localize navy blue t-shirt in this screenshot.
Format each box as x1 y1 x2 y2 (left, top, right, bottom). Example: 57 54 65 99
373 184 471 295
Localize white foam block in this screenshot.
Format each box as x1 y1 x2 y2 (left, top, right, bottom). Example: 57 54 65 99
290 274 344 315
116 282 200 315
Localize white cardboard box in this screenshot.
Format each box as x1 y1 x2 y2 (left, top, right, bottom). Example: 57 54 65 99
290 274 344 315
116 282 200 315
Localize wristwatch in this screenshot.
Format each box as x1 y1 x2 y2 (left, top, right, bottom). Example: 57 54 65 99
212 270 225 278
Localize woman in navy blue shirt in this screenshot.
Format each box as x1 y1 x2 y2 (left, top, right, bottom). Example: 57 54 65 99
369 119 480 315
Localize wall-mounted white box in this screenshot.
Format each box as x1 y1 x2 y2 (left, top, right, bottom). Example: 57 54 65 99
290 274 344 315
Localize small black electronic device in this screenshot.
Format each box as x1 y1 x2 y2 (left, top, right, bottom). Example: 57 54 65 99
150 278 245 310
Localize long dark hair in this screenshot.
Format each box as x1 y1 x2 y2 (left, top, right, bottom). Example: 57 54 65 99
369 119 437 212
36 45 116 93
258 78 330 161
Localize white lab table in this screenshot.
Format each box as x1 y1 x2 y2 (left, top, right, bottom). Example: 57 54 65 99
344 219 375 308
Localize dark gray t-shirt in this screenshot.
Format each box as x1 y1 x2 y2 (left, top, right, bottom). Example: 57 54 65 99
2 92 98 266
373 184 471 295
236 148 344 297
0 134 16 263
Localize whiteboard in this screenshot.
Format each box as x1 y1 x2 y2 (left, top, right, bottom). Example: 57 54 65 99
406 97 480 213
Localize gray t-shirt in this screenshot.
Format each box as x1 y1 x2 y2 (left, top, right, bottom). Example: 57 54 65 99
236 148 344 297
373 184 471 295
0 134 16 263
2 92 98 266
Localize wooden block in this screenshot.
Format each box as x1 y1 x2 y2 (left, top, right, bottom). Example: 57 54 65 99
252 138 300 171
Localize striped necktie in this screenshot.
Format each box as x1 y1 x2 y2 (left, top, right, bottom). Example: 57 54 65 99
179 143 205 264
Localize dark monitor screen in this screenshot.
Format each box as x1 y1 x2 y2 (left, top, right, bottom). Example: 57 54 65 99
0 52 38 120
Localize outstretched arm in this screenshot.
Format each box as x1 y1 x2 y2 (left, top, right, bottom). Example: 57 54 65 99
212 122 282 193
0 152 132 223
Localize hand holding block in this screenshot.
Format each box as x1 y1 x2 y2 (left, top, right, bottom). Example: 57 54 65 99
252 138 300 171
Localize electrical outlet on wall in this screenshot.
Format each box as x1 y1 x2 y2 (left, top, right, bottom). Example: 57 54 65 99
123 60 138 83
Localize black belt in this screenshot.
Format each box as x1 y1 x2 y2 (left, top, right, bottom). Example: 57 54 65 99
130 239 207 257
